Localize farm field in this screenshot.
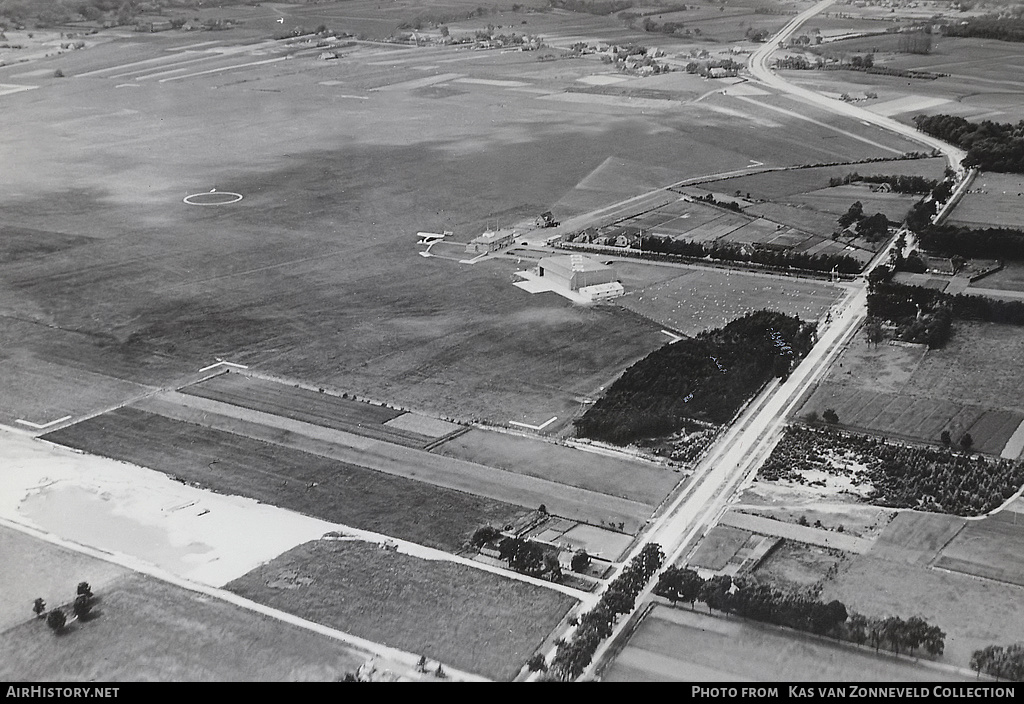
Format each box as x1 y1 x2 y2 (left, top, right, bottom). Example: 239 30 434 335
617 266 842 337
698 158 947 201
0 524 129 634
865 511 966 568
782 37 1024 124
934 511 1024 588
0 571 369 682
969 263 1024 294
787 184 920 222
687 525 753 572
430 428 680 506
603 604 964 682
949 173 1024 229
797 322 1024 455
821 554 1024 669
43 407 528 553
182 372 435 448
751 540 848 592
226 538 576 681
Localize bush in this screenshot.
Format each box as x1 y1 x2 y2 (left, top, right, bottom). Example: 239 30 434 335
822 408 839 424
470 525 501 548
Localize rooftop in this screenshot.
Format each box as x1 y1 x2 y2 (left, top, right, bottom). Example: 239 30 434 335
540 254 610 273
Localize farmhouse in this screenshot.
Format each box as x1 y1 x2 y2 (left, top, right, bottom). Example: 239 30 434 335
466 228 516 254
538 254 623 301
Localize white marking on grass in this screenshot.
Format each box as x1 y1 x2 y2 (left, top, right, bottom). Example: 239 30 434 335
198 360 249 373
0 84 38 97
509 417 558 431
158 56 288 83
183 191 243 205
15 415 72 430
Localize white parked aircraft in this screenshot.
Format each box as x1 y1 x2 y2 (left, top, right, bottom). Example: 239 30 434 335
417 231 451 244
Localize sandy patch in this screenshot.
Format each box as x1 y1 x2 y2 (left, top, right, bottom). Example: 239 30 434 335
577 75 628 86
454 78 529 87
0 431 335 587
383 412 461 438
867 95 950 117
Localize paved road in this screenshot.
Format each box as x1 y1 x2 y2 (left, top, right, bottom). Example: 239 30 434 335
746 0 967 174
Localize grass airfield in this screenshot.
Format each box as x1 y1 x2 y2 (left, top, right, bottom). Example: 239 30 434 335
0 16 925 431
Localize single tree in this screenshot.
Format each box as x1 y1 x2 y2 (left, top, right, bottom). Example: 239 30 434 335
73 594 92 620
76 582 93 599
864 318 885 347
544 553 563 582
960 433 974 451
838 201 864 228
434 664 446 679
940 430 951 447
823 408 839 425
570 549 591 573
46 609 67 634
415 655 428 673
33 598 46 618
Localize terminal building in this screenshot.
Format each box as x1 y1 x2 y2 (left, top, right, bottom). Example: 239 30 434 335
537 254 624 301
466 228 517 254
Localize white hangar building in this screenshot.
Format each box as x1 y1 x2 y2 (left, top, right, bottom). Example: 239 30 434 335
537 254 623 301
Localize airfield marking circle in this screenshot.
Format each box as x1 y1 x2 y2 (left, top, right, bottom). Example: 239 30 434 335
183 191 244 206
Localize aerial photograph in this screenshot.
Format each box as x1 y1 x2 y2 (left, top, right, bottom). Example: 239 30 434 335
2 0 1024 686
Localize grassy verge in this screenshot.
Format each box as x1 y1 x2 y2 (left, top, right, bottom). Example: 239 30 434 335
226 538 576 681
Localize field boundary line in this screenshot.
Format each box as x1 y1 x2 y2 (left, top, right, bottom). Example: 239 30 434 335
0 515 488 682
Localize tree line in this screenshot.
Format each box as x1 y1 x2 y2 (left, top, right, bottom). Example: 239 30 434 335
918 224 1024 262
537 543 665 680
943 15 1024 43
654 568 945 657
575 311 817 444
638 235 863 275
829 172 937 195
760 426 1024 516
971 644 1024 681
914 114 1024 174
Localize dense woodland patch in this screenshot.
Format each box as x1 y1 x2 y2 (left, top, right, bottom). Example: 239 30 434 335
918 224 1024 262
575 310 816 444
915 114 1024 174
942 14 1024 43
760 426 1024 517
